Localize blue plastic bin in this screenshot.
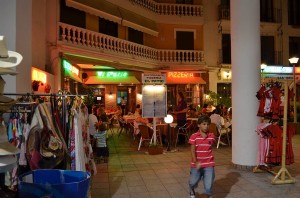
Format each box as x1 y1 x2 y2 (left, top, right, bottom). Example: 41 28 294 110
18 169 90 198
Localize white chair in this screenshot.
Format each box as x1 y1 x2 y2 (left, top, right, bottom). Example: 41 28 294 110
137 124 152 151
214 123 231 149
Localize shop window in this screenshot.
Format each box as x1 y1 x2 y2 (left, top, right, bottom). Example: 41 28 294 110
94 88 105 106
128 28 143 45
167 85 177 110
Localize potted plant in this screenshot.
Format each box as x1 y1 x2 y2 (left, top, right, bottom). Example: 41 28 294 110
148 143 164 155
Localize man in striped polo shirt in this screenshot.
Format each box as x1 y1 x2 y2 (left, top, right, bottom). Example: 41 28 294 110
188 115 216 198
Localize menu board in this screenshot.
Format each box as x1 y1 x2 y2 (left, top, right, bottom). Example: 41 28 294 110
142 85 167 118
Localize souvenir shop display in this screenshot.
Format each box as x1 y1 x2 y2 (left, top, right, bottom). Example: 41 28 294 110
0 36 22 195
254 80 296 184
0 92 97 193
0 35 94 195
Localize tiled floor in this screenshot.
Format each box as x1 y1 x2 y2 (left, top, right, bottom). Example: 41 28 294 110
91 129 300 198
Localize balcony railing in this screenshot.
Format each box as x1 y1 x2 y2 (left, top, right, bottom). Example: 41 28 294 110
218 5 282 23
129 0 203 16
58 23 204 65
218 49 283 66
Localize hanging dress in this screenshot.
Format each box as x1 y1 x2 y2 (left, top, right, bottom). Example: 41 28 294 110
256 85 266 117
255 122 271 165
73 109 86 171
261 124 282 166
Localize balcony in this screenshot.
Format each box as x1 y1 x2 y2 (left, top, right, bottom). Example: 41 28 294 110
58 23 205 70
218 5 282 23
218 49 283 66
129 0 203 17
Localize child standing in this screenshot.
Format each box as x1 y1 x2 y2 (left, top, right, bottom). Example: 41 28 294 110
188 115 216 198
93 120 109 163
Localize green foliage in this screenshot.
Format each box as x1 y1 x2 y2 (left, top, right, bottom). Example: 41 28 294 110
205 90 232 107
79 86 94 108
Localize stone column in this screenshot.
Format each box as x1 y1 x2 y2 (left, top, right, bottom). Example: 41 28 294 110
231 0 261 166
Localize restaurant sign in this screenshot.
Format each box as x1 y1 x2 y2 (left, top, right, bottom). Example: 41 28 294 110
97 71 128 78
142 74 166 84
62 60 79 76
264 74 299 80
32 67 47 83
167 72 194 78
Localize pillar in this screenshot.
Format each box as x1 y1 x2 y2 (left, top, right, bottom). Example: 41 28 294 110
231 0 261 166
0 0 32 94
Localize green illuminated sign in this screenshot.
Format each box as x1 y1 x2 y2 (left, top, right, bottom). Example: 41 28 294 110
97 71 128 78
63 59 79 75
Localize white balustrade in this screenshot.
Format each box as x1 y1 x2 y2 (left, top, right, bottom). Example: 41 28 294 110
130 0 203 16
58 23 204 65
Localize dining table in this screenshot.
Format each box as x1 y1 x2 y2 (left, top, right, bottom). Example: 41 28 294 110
123 115 137 124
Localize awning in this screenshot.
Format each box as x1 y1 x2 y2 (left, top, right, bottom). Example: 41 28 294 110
166 77 206 84
85 76 140 85
64 72 82 83
119 8 158 36
66 0 158 36
66 0 121 24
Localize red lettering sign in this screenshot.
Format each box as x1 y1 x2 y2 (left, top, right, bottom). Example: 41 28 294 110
167 72 194 78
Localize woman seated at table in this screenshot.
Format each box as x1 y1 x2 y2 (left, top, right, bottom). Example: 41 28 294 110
133 110 149 135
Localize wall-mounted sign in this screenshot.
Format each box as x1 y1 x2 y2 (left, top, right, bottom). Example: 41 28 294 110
32 67 47 83
264 74 299 80
97 71 128 78
263 66 300 74
62 59 79 76
142 74 166 84
167 72 194 78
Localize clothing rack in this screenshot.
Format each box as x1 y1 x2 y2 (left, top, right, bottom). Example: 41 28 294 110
3 93 86 97
3 92 87 136
271 80 295 184
253 80 295 184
